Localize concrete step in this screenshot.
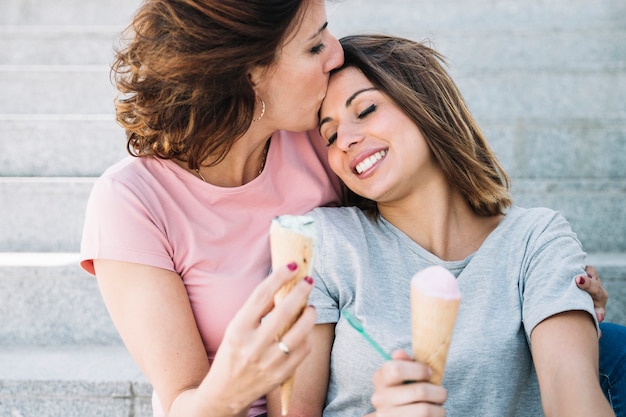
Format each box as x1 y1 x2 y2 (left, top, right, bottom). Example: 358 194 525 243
0 253 120 345
329 0 626 36
0 178 93 252
0 67 113 114
2 24 624 72
3 0 623 31
484 119 626 180
511 179 626 252
0 26 121 66
0 345 151 417
1 177 624 253
0 117 127 177
0 1 139 27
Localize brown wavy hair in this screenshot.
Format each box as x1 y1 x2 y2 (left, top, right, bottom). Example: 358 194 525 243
337 34 512 217
112 0 307 169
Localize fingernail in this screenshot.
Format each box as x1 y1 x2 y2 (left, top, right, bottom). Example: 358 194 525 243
578 276 586 285
598 312 605 322
287 262 298 271
304 276 314 285
308 304 316 309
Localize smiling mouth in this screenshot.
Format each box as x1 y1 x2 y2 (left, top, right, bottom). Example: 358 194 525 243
355 150 387 174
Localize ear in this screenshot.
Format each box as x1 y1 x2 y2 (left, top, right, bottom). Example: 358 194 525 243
248 65 265 87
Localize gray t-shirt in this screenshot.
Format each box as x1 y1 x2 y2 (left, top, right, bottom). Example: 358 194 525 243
307 205 597 417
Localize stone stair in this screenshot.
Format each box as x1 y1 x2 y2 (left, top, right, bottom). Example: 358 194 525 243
1 1 624 416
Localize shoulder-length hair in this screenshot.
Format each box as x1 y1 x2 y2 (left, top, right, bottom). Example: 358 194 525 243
338 34 511 216
112 0 306 169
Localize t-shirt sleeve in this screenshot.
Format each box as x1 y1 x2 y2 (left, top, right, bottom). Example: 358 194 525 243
80 175 174 275
521 211 598 340
308 210 340 324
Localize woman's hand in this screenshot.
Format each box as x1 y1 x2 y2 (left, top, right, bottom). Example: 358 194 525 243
577 265 608 323
369 350 447 417
95 260 315 417
202 262 316 414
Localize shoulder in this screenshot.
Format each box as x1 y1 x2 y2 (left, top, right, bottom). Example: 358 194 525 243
502 206 569 234
307 206 368 230
88 156 177 213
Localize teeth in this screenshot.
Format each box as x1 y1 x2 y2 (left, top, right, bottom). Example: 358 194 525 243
355 150 387 174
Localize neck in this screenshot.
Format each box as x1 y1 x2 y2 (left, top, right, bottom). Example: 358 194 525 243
378 187 502 261
193 135 271 187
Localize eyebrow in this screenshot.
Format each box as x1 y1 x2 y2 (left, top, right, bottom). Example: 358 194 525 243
319 87 377 129
309 21 328 41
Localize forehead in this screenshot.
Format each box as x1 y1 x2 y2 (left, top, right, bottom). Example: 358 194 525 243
323 67 373 108
282 0 326 48
329 67 370 89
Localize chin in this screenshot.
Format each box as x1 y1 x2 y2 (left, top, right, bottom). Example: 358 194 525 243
291 114 319 132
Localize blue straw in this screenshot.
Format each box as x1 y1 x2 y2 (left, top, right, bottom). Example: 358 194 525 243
342 310 392 361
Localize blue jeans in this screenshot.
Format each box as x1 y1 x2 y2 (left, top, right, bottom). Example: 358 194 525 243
600 322 626 417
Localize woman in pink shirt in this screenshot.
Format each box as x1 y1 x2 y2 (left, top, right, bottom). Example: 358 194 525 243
80 1 612 417
81 1 343 416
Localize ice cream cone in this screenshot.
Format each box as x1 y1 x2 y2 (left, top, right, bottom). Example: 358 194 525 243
269 215 316 415
410 265 461 385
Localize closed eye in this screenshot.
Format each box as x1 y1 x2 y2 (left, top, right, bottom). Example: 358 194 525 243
358 104 376 119
326 132 337 147
310 43 327 55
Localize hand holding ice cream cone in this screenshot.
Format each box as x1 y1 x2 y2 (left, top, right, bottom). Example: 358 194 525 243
269 215 316 415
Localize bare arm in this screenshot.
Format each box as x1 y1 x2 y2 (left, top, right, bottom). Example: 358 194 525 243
266 323 334 417
95 259 316 417
531 310 615 417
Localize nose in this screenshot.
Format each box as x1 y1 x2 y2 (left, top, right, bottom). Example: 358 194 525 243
323 34 344 73
335 123 363 151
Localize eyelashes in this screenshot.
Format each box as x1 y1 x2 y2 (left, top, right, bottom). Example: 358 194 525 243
324 104 377 147
358 104 376 119
310 43 327 55
326 133 337 147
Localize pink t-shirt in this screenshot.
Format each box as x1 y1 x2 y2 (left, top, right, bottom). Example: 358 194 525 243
80 130 341 416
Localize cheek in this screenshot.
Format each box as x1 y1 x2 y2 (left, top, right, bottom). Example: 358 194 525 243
327 148 344 176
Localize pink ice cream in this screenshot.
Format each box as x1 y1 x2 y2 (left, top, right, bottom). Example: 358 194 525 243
410 265 461 300
410 265 461 385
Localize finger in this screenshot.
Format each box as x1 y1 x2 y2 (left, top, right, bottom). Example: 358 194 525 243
390 349 412 361
372 381 447 407
575 275 608 323
374 402 446 417
373 355 433 387
258 276 315 341
584 265 599 281
575 274 608 306
271 305 316 362
232 263 302 329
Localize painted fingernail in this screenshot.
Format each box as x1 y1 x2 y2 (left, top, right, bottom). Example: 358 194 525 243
598 312 605 322
304 276 314 285
578 276 586 285
287 262 298 271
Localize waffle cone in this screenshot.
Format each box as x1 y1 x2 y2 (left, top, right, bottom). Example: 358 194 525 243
269 216 315 415
411 290 460 385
